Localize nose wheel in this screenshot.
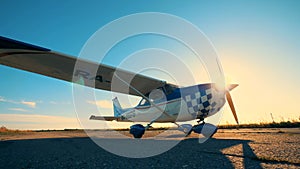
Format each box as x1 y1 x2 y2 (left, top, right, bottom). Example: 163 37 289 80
179 118 217 138
192 122 217 138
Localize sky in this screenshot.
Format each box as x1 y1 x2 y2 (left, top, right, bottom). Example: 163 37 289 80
0 0 300 129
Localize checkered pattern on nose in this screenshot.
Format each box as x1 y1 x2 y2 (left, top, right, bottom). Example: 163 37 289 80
183 88 217 116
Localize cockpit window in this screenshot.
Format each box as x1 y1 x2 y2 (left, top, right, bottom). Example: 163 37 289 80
138 87 169 107
138 98 149 106
149 89 164 101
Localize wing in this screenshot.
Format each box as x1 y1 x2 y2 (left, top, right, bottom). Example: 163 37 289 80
0 36 170 96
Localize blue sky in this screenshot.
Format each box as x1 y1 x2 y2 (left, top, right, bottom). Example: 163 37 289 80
1 0 300 129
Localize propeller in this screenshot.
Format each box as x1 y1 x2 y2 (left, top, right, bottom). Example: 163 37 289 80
215 58 239 125
225 84 239 125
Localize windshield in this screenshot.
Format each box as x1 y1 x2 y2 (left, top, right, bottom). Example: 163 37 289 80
137 88 166 107
138 98 150 106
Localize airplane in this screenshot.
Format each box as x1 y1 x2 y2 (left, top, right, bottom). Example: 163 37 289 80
0 36 239 138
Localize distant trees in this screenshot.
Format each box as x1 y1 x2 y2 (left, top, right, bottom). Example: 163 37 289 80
0 126 8 132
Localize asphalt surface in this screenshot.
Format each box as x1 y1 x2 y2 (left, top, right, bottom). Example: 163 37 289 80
0 128 299 169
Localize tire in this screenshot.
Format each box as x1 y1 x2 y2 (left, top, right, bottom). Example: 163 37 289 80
130 124 145 139
179 124 193 136
192 123 217 137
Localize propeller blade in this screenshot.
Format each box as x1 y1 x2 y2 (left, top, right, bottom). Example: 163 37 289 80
225 91 239 125
227 84 239 91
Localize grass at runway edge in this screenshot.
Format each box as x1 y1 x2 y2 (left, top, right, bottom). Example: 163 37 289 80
0 120 299 132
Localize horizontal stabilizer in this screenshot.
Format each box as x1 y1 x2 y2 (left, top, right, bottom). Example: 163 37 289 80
89 115 131 122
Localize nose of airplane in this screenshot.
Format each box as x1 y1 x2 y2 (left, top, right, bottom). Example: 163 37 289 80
209 92 226 115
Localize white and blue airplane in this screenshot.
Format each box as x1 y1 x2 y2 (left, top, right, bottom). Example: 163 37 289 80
0 36 239 138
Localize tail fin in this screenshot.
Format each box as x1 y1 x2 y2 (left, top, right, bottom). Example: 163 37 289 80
112 97 124 117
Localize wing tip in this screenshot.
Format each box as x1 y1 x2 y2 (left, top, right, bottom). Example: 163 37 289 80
0 36 50 51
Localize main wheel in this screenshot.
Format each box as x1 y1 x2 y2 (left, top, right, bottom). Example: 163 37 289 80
130 124 145 138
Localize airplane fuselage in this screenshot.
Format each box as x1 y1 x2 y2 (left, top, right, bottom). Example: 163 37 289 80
118 83 226 123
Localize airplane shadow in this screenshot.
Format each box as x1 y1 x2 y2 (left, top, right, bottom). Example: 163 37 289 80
0 135 266 169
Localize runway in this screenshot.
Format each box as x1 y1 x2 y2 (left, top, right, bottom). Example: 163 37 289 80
0 128 299 169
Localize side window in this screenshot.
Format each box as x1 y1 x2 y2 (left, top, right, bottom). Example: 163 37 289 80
149 89 164 102
139 98 149 106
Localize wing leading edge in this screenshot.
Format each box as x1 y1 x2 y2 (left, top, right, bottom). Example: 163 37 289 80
0 36 172 96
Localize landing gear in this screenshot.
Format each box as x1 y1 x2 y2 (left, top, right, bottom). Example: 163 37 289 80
178 124 193 136
179 118 218 138
192 123 217 137
129 124 145 138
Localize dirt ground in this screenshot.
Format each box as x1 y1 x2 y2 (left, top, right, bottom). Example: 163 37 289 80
0 128 299 169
